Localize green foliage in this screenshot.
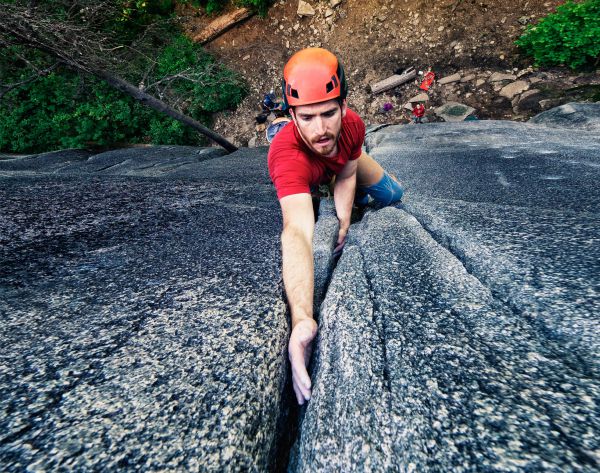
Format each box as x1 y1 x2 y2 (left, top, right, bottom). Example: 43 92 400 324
0 70 150 152
0 36 246 153
155 35 247 114
516 0 600 70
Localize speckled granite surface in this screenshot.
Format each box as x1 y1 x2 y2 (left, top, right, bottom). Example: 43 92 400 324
291 113 600 471
2 106 599 472
0 147 292 471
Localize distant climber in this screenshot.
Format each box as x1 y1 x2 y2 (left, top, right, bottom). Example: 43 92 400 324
267 48 404 405
412 102 425 124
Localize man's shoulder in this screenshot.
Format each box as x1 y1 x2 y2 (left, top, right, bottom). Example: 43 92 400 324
267 122 309 171
269 121 297 151
343 107 364 124
342 108 366 135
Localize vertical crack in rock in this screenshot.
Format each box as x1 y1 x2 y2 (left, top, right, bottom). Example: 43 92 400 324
353 211 393 394
312 199 340 319
288 209 396 472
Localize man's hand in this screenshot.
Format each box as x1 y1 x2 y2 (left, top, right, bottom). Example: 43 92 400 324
288 318 318 405
334 221 349 257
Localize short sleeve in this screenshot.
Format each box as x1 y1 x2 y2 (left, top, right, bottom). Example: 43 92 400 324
349 113 366 160
269 150 313 200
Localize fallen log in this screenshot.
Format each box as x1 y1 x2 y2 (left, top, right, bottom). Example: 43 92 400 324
192 7 254 45
370 67 417 94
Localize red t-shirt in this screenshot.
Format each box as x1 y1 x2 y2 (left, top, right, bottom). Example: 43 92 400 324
268 108 366 199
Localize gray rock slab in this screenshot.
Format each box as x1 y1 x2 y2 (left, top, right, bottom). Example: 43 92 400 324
0 147 291 471
0 146 226 177
291 110 600 470
0 149 93 174
291 207 599 472
530 102 600 132
438 73 461 85
364 118 600 372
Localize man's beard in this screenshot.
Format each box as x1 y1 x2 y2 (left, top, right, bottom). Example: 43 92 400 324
303 129 341 157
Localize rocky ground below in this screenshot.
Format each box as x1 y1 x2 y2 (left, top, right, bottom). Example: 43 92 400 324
180 0 600 147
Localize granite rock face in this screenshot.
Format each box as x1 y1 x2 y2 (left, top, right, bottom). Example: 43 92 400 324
2 104 600 472
291 106 600 471
0 147 292 471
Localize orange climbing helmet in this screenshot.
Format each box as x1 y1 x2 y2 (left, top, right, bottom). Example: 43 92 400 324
281 47 348 108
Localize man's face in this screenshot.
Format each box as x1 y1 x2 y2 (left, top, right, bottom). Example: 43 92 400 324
291 99 347 157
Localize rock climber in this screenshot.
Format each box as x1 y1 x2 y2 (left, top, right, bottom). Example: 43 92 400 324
267 47 404 405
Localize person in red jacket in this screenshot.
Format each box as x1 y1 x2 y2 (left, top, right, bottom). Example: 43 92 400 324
268 48 404 405
412 102 425 123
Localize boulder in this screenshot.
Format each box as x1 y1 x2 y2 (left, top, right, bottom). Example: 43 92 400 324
434 101 476 122
438 73 461 85
514 88 543 113
489 72 517 82
297 0 315 16
408 92 429 103
539 98 562 110
499 80 529 99
330 0 343 7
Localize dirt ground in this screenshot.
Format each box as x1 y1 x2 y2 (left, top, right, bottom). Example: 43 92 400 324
179 0 599 147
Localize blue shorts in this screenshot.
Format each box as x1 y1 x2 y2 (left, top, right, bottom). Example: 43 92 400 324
355 172 404 206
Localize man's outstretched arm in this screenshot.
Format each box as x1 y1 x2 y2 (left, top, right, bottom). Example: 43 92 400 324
280 193 318 405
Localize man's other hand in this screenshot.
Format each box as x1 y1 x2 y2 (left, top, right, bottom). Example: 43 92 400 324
289 318 318 405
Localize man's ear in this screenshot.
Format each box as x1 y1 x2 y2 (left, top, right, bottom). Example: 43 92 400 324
289 108 297 124
341 99 347 118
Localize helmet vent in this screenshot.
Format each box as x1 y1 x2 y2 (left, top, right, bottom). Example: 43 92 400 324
325 81 334 93
290 88 299 99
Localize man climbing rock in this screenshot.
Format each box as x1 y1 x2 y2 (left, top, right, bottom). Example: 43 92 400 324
267 48 404 405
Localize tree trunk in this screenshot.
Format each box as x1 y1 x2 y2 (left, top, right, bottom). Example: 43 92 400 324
192 7 254 45
94 69 238 153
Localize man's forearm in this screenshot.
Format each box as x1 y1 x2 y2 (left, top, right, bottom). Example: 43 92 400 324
281 225 314 327
334 174 356 230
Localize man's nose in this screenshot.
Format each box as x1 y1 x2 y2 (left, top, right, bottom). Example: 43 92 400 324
313 117 326 135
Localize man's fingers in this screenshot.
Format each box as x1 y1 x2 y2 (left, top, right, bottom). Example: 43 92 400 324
290 355 311 391
333 239 346 258
293 375 310 404
288 319 318 405
292 379 304 405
